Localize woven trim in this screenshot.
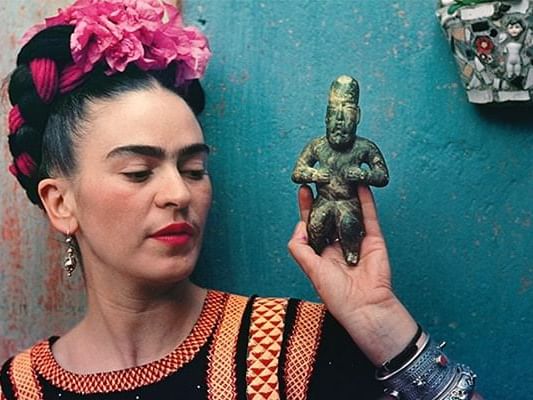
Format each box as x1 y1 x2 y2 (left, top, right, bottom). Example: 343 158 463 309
10 350 43 399
246 297 289 400
31 290 226 394
207 293 248 400
284 301 325 400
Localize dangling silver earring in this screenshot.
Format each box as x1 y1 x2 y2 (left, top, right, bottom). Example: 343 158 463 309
64 233 78 277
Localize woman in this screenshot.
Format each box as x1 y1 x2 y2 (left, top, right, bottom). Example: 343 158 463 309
1 1 480 399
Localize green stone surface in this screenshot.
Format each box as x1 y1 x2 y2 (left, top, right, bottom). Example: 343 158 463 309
292 76 389 265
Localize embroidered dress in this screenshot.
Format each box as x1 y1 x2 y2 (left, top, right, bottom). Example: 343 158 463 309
0 291 382 399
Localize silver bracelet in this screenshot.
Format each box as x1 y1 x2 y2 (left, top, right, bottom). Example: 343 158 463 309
376 336 476 400
435 363 477 400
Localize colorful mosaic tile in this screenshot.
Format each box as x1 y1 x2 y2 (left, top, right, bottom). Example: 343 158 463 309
437 0 533 103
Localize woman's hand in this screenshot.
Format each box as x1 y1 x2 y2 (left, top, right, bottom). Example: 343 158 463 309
288 184 417 365
288 184 393 320
288 187 483 396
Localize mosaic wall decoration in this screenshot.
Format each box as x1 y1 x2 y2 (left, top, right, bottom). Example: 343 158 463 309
436 0 533 104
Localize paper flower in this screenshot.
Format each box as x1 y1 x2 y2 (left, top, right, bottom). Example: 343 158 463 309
22 0 210 86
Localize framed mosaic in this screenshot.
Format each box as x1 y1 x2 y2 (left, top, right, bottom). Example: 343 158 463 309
437 0 533 104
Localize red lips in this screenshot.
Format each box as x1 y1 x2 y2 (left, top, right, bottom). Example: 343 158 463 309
150 222 194 246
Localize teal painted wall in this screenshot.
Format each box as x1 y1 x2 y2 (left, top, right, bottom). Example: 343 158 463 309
0 1 530 398
189 1 533 397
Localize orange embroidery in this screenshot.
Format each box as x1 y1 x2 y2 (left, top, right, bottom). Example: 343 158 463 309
31 290 225 394
207 293 248 400
284 301 325 400
246 297 289 400
10 349 43 399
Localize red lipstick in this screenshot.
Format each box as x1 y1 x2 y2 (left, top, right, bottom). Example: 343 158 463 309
150 222 194 246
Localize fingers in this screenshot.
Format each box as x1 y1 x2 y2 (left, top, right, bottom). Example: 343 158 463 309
288 221 319 277
298 184 313 223
358 185 383 238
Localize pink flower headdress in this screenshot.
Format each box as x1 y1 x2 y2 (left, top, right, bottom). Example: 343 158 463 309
22 0 211 87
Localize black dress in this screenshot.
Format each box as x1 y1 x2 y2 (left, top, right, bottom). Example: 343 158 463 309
0 290 383 399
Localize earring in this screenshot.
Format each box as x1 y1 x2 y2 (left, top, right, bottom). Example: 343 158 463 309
64 234 78 277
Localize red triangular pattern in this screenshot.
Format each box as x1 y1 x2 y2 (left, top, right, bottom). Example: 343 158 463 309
246 298 287 400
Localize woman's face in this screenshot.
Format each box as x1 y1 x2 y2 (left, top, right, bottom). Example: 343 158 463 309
68 85 212 286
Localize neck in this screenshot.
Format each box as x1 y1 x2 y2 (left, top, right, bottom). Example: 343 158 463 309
54 279 207 374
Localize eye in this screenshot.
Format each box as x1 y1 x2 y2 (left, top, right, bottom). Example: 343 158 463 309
122 170 153 182
180 169 208 181
179 155 208 181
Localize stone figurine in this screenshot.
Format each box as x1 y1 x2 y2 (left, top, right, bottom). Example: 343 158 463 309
291 76 389 265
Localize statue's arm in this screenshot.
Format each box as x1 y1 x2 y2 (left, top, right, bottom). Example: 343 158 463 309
291 140 319 183
364 142 389 187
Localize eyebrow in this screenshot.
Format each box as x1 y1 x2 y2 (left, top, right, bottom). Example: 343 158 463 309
106 143 210 160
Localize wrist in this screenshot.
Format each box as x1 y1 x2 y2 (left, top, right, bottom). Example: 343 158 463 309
377 323 425 376
339 295 418 366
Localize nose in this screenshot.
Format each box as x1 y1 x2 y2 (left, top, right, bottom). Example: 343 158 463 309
334 108 344 121
154 167 192 210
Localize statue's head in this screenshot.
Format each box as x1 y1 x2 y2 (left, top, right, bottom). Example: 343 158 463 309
325 75 360 151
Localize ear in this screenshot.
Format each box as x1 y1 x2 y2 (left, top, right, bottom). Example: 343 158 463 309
38 177 79 234
356 107 361 125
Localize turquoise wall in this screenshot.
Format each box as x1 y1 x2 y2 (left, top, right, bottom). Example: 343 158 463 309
189 1 533 397
0 1 530 398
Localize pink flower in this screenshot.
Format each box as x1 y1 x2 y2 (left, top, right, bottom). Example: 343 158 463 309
137 30 177 70
175 27 211 81
111 0 165 33
71 16 122 72
21 0 211 87
105 33 144 72
45 0 99 27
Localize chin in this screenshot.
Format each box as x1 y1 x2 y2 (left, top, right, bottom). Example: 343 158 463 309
135 252 199 285
142 265 196 287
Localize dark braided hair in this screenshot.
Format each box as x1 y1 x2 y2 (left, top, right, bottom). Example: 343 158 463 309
7 25 205 207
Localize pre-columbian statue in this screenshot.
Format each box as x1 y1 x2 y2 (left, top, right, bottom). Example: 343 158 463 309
291 76 389 265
